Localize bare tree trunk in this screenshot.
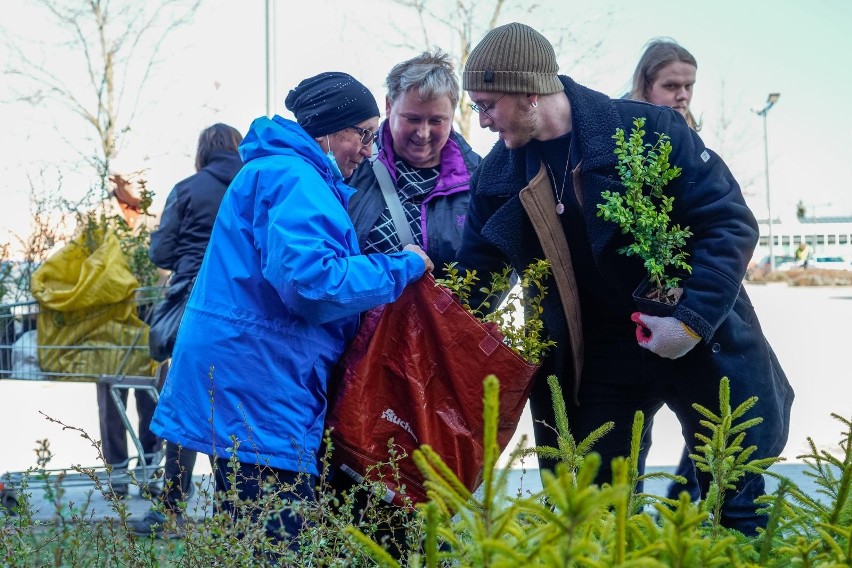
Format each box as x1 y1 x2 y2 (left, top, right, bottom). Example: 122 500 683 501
2 0 201 289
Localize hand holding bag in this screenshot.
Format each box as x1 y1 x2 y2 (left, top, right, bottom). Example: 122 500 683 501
148 277 194 362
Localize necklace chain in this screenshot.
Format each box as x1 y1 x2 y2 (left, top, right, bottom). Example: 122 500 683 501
545 155 571 215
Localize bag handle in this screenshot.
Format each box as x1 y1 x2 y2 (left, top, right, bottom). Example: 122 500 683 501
372 159 415 247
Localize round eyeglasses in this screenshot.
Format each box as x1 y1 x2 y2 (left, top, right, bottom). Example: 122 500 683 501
468 93 506 120
349 125 378 146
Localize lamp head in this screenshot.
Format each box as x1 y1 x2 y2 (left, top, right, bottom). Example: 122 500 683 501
753 92 781 116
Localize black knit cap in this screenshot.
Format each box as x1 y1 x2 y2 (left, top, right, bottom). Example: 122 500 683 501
463 23 562 95
284 72 380 137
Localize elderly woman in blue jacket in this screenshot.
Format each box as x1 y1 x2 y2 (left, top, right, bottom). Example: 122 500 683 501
150 72 432 547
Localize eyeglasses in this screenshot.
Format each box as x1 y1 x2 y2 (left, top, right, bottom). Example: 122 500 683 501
468 93 506 120
349 125 378 146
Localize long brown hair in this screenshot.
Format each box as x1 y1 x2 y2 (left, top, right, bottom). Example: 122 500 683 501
628 38 701 131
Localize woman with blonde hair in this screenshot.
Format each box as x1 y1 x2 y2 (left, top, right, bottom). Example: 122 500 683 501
628 38 702 131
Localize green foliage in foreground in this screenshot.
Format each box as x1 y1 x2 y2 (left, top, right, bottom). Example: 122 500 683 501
349 376 851 568
2 377 850 567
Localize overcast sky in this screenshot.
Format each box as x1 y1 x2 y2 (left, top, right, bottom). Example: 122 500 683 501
3 0 851 253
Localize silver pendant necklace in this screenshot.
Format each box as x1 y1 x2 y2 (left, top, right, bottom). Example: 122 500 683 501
545 156 570 215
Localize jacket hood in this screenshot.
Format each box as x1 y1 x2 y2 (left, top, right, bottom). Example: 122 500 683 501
239 114 354 206
239 115 339 181
203 150 243 186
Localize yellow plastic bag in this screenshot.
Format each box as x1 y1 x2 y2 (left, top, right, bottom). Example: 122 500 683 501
31 229 139 310
30 229 155 380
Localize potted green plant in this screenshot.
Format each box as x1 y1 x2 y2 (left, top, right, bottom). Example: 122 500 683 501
596 117 693 316
436 259 556 365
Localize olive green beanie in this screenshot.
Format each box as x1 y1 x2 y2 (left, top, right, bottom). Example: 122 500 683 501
463 22 563 95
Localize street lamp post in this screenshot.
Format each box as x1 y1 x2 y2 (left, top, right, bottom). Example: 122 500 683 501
265 0 277 118
754 93 780 271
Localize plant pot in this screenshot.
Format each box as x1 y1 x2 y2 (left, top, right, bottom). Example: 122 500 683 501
632 277 681 317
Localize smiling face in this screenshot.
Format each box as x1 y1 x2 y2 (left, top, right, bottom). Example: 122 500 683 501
386 88 455 168
467 91 536 149
327 116 379 178
646 61 696 116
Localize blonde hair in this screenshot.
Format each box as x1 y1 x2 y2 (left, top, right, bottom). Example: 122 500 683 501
628 38 701 131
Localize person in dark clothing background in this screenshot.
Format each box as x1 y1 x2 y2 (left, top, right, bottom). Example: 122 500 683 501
626 37 703 504
132 123 243 537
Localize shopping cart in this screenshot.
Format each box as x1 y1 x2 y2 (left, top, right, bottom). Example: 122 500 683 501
0 286 166 513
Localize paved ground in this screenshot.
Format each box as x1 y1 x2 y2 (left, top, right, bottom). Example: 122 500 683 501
5 462 827 524
2 282 850 521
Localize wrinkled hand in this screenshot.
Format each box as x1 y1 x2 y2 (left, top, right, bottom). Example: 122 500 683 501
631 312 700 360
403 244 434 274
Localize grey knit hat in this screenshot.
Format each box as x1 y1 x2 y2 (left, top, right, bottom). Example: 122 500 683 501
463 23 562 95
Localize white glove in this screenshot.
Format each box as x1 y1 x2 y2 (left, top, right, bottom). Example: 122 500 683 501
631 312 700 360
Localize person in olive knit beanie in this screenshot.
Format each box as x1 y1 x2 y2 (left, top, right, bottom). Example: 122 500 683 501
456 22 792 536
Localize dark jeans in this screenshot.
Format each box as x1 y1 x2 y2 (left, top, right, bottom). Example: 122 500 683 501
529 329 792 536
212 457 316 548
161 442 197 511
666 445 701 502
639 423 701 502
96 383 159 467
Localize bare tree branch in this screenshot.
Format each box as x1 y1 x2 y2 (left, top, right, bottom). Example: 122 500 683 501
4 0 201 198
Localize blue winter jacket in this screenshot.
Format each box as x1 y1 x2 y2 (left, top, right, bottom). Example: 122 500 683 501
151 116 425 475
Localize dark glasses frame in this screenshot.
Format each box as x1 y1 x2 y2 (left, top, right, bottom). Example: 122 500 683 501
468 93 507 120
349 125 378 146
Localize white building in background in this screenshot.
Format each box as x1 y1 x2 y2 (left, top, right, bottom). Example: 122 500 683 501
754 217 852 261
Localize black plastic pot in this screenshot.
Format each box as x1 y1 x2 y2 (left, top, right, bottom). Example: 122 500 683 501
632 277 679 317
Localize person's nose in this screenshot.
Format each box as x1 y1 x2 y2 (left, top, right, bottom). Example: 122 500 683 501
675 87 689 102
478 112 493 128
415 121 430 140
358 143 372 158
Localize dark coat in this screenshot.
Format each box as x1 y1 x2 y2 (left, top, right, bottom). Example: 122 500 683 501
459 75 783 370
457 76 793 502
149 150 243 284
347 122 480 273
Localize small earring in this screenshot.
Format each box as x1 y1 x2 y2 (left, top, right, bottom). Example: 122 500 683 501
531 101 538 108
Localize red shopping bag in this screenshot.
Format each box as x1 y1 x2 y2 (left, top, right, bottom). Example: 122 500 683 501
326 274 540 507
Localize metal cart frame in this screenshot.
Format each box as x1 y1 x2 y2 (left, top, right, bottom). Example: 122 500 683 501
0 287 166 512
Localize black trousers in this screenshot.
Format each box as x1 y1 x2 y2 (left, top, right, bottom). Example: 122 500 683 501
96 383 159 467
212 458 316 549
529 322 792 537
161 442 197 510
